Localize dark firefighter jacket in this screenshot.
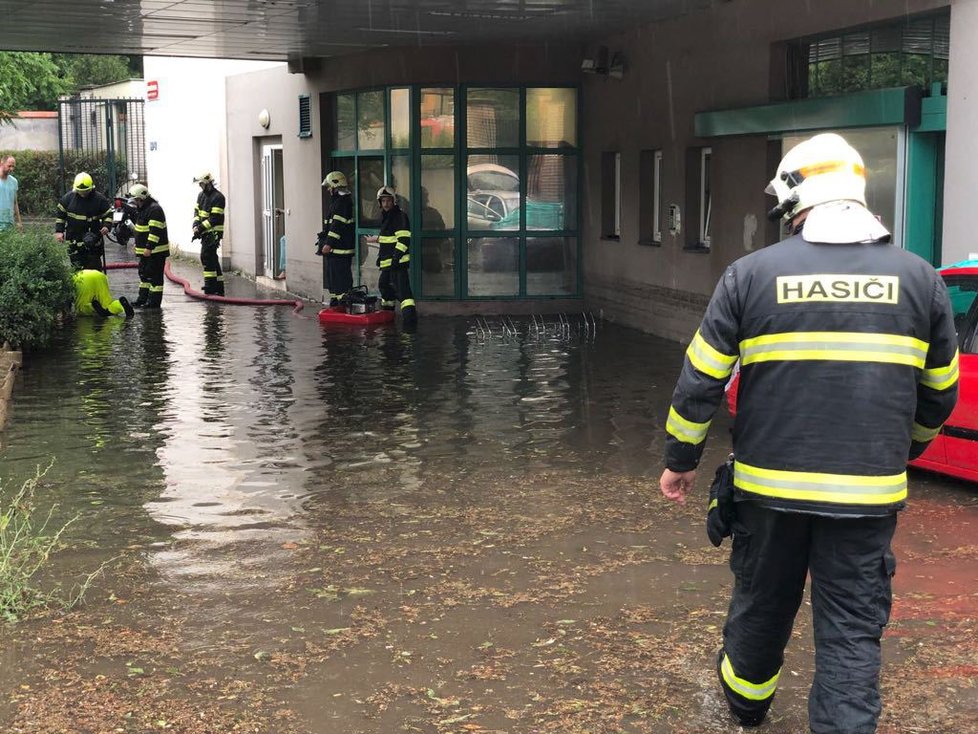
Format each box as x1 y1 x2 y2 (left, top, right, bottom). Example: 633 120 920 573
377 205 411 270
665 229 959 517
132 199 170 258
194 188 225 240
55 191 113 242
324 191 355 256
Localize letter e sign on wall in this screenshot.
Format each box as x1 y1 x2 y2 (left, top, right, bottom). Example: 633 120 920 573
146 80 159 101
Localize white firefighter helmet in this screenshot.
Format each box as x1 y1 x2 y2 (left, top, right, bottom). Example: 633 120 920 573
376 184 396 201
193 171 215 185
765 133 866 221
128 183 150 200
322 171 348 190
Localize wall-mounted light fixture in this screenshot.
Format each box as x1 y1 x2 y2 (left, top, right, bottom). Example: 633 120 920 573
582 46 626 80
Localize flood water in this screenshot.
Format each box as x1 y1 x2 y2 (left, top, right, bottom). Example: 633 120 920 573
0 259 976 733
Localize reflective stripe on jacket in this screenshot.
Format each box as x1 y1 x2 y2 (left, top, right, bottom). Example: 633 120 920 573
193 188 225 237
55 191 113 240
377 205 411 270
325 191 355 256
665 228 958 516
132 199 170 257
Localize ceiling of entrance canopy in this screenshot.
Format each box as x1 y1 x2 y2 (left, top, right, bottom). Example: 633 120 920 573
0 0 704 61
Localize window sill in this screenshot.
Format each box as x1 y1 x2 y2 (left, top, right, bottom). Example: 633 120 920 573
637 239 662 247
601 235 621 242
683 242 711 254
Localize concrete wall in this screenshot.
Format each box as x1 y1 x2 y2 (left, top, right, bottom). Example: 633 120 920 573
0 114 58 151
943 0 978 264
581 0 947 342
226 43 581 303
143 57 283 260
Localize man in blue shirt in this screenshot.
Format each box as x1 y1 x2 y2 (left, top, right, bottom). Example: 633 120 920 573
0 156 22 232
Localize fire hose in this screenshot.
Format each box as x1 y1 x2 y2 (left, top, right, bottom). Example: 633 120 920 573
105 261 306 316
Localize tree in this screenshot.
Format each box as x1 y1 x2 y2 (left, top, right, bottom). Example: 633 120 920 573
0 52 71 123
1 52 140 123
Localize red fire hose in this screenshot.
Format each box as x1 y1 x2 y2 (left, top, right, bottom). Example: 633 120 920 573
106 261 306 316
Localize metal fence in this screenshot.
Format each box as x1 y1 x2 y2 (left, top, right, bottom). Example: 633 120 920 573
57 97 146 197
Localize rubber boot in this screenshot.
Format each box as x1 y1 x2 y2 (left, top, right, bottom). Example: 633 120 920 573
90 298 111 318
119 297 135 319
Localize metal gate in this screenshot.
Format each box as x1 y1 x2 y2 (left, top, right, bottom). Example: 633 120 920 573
57 98 146 198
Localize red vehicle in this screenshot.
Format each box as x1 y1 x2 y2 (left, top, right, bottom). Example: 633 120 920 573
725 260 978 483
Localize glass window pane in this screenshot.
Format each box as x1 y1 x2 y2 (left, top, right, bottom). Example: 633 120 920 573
527 154 576 231
357 90 386 150
391 155 411 210
527 88 577 148
467 88 519 148
335 94 355 150
357 157 385 228
466 154 520 231
421 155 455 230
390 88 411 148
421 88 455 148
357 233 381 292
422 235 456 297
527 237 577 296
467 237 519 296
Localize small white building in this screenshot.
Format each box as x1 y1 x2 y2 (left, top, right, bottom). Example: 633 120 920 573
142 57 283 263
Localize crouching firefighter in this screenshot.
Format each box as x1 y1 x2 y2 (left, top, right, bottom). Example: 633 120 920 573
317 171 355 306
658 133 959 732
192 171 225 296
129 183 169 309
55 172 113 271
73 269 133 319
376 185 417 326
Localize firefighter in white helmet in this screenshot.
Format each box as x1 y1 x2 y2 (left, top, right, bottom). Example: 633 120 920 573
375 184 417 326
317 171 355 306
192 171 226 296
659 133 958 731
128 183 170 309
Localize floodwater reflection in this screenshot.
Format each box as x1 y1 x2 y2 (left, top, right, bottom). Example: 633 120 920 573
1 279 975 732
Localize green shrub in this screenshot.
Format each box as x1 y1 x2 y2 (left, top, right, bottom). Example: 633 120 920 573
0 149 129 218
0 225 75 350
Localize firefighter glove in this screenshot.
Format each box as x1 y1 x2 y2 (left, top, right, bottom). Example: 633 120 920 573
706 457 735 547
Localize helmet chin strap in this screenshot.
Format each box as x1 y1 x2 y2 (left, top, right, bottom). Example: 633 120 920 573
766 192 799 222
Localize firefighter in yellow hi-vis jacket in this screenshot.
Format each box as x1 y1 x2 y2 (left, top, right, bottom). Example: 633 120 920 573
659 133 958 732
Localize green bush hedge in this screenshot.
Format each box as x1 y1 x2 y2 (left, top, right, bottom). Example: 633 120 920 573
0 225 75 350
0 149 129 218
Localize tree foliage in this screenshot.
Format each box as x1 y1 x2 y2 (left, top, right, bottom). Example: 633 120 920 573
0 52 140 123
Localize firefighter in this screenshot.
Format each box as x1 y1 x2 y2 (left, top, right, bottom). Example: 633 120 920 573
658 133 958 732
376 185 417 326
73 269 133 319
128 183 169 309
55 172 113 271
192 171 226 296
317 170 355 306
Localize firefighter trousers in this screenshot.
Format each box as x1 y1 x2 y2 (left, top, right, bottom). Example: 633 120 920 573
720 501 897 733
136 253 167 307
378 265 416 320
325 254 353 299
200 235 224 295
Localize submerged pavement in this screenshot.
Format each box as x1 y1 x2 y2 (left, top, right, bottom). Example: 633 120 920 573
0 256 975 733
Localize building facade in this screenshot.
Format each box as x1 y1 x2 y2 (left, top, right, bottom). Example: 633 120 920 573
224 0 967 339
